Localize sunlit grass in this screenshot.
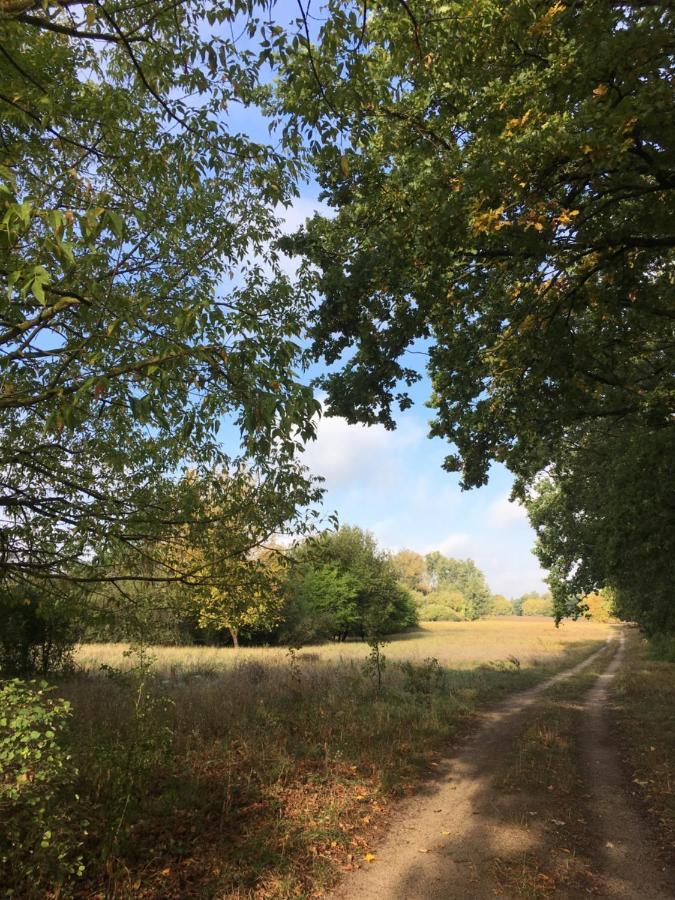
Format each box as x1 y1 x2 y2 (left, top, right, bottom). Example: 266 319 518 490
76 617 611 677
56 619 614 898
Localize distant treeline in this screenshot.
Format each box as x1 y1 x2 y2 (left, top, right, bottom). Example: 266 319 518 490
1 525 615 677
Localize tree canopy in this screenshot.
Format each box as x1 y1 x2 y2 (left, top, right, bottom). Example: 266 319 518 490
0 1 321 594
277 0 674 633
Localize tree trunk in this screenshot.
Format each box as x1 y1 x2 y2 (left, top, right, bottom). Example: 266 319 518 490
229 626 239 649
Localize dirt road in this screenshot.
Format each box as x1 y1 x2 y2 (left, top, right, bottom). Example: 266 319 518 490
330 633 673 899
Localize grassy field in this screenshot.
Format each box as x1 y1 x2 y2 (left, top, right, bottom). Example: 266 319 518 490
76 617 608 675
39 619 610 899
613 632 675 854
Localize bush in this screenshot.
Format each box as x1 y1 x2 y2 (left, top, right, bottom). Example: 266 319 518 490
0 584 79 677
282 527 418 642
521 596 554 616
416 587 466 621
649 633 675 663
491 595 514 616
0 679 84 896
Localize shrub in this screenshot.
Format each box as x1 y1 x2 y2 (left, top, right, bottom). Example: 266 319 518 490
416 587 467 621
0 679 84 896
521 596 554 616
0 584 79 677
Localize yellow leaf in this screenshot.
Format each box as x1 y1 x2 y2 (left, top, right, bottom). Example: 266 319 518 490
363 853 376 862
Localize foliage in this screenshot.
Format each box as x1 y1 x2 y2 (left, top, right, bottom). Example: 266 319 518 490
424 553 493 619
0 679 84 895
492 595 514 616
363 637 388 693
0 581 81 676
391 550 429 593
96 646 174 865
415 587 466 622
279 0 673 485
277 0 674 632
399 656 446 698
528 425 675 634
521 596 554 617
280 561 360 644
580 589 617 623
0 1 320 594
283 527 417 642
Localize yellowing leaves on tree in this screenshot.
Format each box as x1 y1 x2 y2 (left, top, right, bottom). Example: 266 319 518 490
557 209 580 226
530 2 566 35
471 205 510 235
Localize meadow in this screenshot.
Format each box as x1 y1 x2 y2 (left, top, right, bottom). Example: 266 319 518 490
47 618 612 899
76 617 608 676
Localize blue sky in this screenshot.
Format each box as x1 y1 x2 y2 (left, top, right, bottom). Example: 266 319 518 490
217 8 549 598
271 193 548 599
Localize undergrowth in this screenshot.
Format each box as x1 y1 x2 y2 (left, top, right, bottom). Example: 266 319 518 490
5 628 608 898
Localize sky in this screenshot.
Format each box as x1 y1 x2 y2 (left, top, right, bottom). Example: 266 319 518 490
276 196 548 599
217 6 549 599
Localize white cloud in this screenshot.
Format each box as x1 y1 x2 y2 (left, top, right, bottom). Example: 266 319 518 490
302 409 424 492
487 494 529 527
424 532 470 556
481 566 548 598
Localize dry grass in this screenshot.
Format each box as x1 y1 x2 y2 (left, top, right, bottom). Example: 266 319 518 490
75 617 610 676
492 643 617 898
613 630 675 853
48 618 612 899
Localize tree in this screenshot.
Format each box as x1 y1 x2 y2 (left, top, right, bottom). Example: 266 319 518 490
521 596 554 617
281 562 360 644
160 471 311 647
527 424 675 635
581 589 617 623
424 554 492 620
0 2 320 598
277 1 674 632
392 549 429 593
279 0 673 486
286 526 417 641
491 595 513 616
415 587 466 622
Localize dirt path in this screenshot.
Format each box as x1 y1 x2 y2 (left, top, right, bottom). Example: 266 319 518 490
329 634 673 899
580 634 672 899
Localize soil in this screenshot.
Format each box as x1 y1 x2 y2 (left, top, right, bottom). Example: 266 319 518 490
328 633 675 899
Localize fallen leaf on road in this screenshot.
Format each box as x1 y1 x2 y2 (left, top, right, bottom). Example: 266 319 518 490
363 853 376 862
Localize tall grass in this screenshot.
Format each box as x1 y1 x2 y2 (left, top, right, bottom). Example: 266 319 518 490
47 619 612 898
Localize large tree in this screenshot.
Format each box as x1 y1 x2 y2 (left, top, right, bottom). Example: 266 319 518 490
0 1 320 593
277 0 674 631
527 424 674 634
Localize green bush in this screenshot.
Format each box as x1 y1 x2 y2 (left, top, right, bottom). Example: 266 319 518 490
416 587 467 621
0 679 84 896
0 584 79 677
282 527 418 642
649 633 675 663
